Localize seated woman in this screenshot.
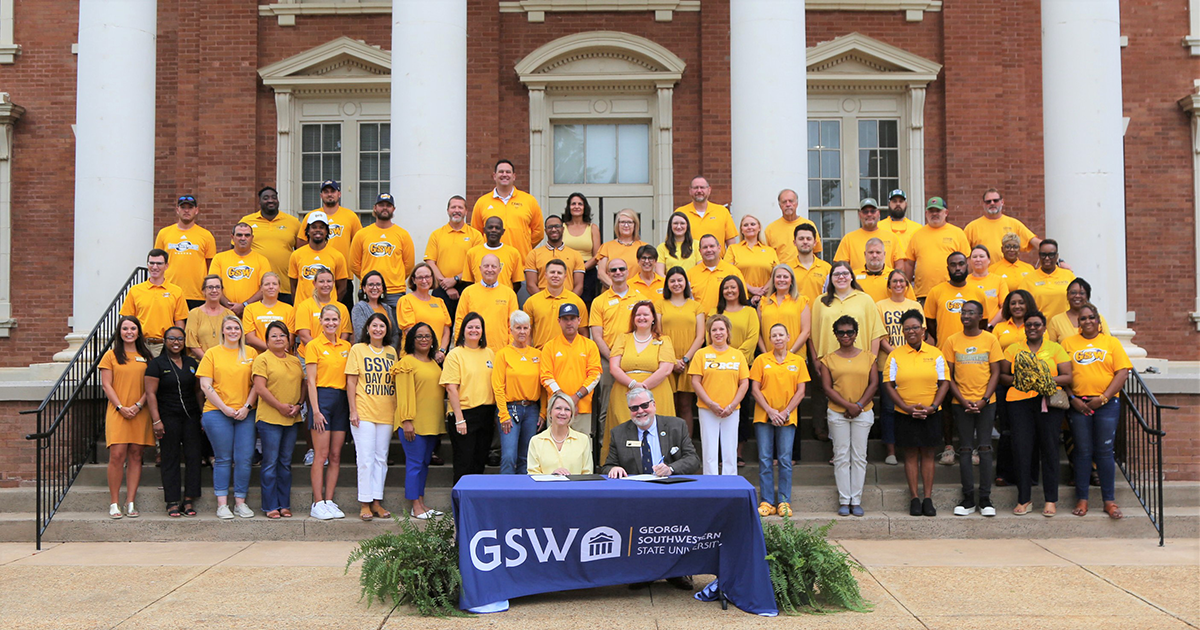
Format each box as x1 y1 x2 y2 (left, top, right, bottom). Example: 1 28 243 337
526 392 593 475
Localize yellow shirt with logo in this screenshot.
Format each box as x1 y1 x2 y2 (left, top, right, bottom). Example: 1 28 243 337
900 223 971 298
820 349 876 413
209 250 270 305
525 244 586 293
657 242 703 272
523 290 587 349
992 319 1026 353
964 214 1037 256
723 240 779 290
424 222 484 279
765 216 822 264
676 202 738 254
941 331 1003 403
834 228 901 271
492 344 544 422
239 211 302 293
461 243 524 288
876 297 922 370
1062 333 1132 397
471 188 544 258
1003 339 1069 402
629 273 665 304
287 245 349 302
349 223 416 290
344 343 397 424
878 216 922 245
588 286 650 349
1047 311 1109 343
440 345 496 410
687 262 744 313
394 355 446 434
855 267 915 303
990 258 1036 287
1017 267 1076 319
251 351 304 426
886 342 947 408
688 345 750 410
791 257 832 306
811 290 886 359
119 280 189 339
749 351 810 424
967 272 1010 322
242 301 295 343
923 282 989 344
155 224 217 301
303 206 362 261
454 283 519 351
395 293 452 342
539 334 602 413
760 293 809 351
293 298 351 357
197 344 259 413
304 334 351 390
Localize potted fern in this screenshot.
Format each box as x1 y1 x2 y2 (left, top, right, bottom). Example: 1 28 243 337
345 513 469 617
762 519 872 614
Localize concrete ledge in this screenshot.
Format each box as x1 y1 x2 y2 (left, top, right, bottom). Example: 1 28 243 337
0 363 64 402
1141 361 1200 395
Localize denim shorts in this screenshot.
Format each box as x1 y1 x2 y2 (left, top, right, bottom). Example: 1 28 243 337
308 387 350 432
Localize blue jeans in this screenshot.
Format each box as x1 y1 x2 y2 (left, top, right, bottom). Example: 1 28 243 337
257 420 297 512
1069 398 1120 502
754 423 796 505
401 433 437 500
877 371 895 445
498 403 540 474
202 410 257 499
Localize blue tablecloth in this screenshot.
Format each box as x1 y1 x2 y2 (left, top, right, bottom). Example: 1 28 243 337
452 474 778 615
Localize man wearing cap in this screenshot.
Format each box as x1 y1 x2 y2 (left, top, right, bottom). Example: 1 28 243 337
155 195 216 309
120 249 188 356
303 180 362 309
878 189 922 253
688 234 746 312
523 259 588 349
964 188 1041 260
461 216 524 292
676 176 738 254
349 193 414 309
454 254 519 351
898 197 971 299
240 187 303 304
834 198 905 272
288 211 350 302
210 223 269 316
471 159 544 259
765 188 822 265
524 214 585 296
540 302 603 438
425 195 482 324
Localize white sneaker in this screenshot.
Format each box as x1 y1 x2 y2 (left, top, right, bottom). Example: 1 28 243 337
324 500 345 519
938 447 956 466
310 501 333 520
884 454 899 466
233 503 254 518
972 449 980 466
304 449 315 465
216 504 234 520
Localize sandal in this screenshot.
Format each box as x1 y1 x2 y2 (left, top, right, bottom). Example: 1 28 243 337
167 503 182 518
1072 500 1088 517
280 508 293 518
1104 502 1123 520
265 509 281 520
1042 502 1056 517
181 501 197 517
1012 502 1032 516
370 502 391 519
360 505 374 521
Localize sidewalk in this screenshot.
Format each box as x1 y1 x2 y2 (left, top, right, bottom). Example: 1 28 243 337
0 538 1195 629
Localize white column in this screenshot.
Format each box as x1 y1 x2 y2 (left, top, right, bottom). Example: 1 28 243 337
730 0 806 221
1042 0 1145 359
390 0 466 253
61 0 157 360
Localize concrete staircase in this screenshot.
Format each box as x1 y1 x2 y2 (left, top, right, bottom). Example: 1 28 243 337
2 432 1196 543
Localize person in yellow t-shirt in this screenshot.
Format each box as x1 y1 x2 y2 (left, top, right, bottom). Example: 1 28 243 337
875 270 921 465
454 254 519 351
425 195 483 323
345 312 399 521
156 195 217 307
834 199 903 271
348 193 415 307
210 224 269 315
660 267 705 434
766 188 822 265
251 320 305 519
897 197 971 298
240 187 302 301
724 214 780 304
630 245 666 303
243 272 296 353
1063 303 1132 519
595 209 649 289
304 304 352 520
658 211 703 274
879 189 922 251
791 224 832 306
99 316 156 519
492 311 544 475
689 315 750 476
462 216 525 291
394 264 450 357
819 314 879 516
120 249 190 351
441 312 498 483
294 269 352 358
471 159 544 258
810 262 886 362
394 322 446 519
185 275 235 361
1017 239 1076 319
540 303 603 437
1047 277 1110 343
990 232 1037 291
964 188 1041 260
288 212 350 302
758 264 811 354
922 252 988 345
966 245 1009 323
750 323 810 517
197 315 259 519
527 393 594 475
688 234 745 313
676 176 738 253
525 214 586 296
523 260 588 349
302 180 363 266
941 301 1003 516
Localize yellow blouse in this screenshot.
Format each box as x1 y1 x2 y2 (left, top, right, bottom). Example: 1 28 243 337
394 354 446 434
526 429 593 474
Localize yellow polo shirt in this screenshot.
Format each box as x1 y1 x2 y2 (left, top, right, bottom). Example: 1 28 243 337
656 242 702 272
941 331 1003 403
454 283 519 351
811 290 885 359
525 243 586 293
539 334 602 413
687 261 745 313
293 298 351 357
1017 267 1076 319
965 214 1037 256
471 188 544 258
990 258 1036 286
886 342 947 407
749 351 810 424
424 222 484 279
1047 311 1109 343
792 257 832 306
1003 340 1069 402
197 344 258 413
724 241 780 289
968 272 1010 322
287 245 349 302
855 267 915 303
156 224 217 301
523 289 588 349
349 223 415 290
1062 333 1132 397
765 215 822 264
689 345 749 410
923 282 989 343
676 202 738 254
759 293 809 350
239 211 301 293
492 344 543 422
242 301 295 343
992 320 1025 352
440 345 496 410
119 280 189 339
303 206 362 261
900 223 971 298
820 349 876 413
629 273 665 303
251 351 304 426
395 293 452 341
395 355 446 434
595 239 648 274
209 250 270 304
589 286 650 349
834 228 901 271
462 243 524 288
304 334 351 390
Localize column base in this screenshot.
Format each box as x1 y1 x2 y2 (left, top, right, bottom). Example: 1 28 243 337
1108 327 1169 373
52 332 88 363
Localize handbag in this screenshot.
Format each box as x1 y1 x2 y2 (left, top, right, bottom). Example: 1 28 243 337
1047 389 1070 410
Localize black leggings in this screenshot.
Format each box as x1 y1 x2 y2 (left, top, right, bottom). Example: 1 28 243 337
1009 397 1062 504
159 409 203 504
448 405 497 484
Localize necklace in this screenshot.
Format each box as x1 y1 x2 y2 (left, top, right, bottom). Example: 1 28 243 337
617 238 634 246
550 432 567 445
633 332 652 343
368 344 386 355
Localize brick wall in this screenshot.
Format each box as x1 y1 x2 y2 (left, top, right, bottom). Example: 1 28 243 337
1158 393 1199 482
0 401 38 487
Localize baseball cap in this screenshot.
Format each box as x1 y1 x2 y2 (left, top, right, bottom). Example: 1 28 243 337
889 189 906 200
375 193 395 206
306 211 330 226
177 195 197 206
859 197 879 210
926 197 947 211
320 180 340 191
558 303 581 318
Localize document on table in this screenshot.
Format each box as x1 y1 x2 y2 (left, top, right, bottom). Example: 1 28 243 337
530 474 570 482
620 474 660 481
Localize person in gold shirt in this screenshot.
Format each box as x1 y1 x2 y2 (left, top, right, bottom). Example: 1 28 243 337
660 267 705 436
792 224 832 306
658 211 703 274
604 300 676 463
527 393 594 475
689 315 750 476
1047 277 1109 342
242 273 295 352
688 234 745 312
923 252 988 345
820 315 879 517
630 245 666 302
345 312 399 521
471 159 544 259
349 194 415 308
590 257 649 437
724 214 779 305
676 176 738 252
758 264 811 355
750 323 809 517
810 262 885 363
876 270 921 466
425 195 483 322
524 214 585 296
98 316 155 519
302 181 362 276
714 275 760 466
595 209 649 288
120 249 189 355
878 189 921 250
156 194 216 308
185 275 235 361
462 216 525 291
898 197 971 299
210 223 269 316
288 212 350 302
240 187 302 303
966 245 1009 323
964 188 1040 260
540 303 603 438
942 301 1003 517
455 254 519 351
441 313 498 483
990 232 1037 291
198 315 260 520
834 198 903 271
251 320 305 520
562 193 602 303
765 188 822 265
304 305 352 520
523 259 588 349
492 311 543 474
855 238 915 303
1017 239 1075 319
394 323 447 519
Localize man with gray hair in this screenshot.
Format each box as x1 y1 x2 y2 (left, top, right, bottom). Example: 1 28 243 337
602 387 698 479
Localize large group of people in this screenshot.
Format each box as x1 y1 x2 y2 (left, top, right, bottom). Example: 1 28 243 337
100 167 1131 524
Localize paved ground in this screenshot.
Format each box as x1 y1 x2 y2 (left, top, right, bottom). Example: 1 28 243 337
0 538 1196 629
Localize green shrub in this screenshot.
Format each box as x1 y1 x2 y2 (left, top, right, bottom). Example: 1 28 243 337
762 519 871 614
345 513 470 617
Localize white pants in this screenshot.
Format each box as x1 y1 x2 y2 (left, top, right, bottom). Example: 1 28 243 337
698 407 739 476
828 408 874 505
351 420 393 503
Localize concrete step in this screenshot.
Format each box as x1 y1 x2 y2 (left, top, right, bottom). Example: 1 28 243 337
3 506 1194 543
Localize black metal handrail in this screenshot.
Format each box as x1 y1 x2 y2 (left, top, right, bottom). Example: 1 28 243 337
1117 369 1176 547
23 267 148 549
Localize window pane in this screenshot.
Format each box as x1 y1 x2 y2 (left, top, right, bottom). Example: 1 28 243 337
808 119 842 209
860 149 876 178
358 122 390 211
380 124 391 150
808 121 820 149
553 124 585 185
819 210 843 263
302 125 320 152
822 151 841 178
302 183 320 213
808 149 820 179
880 120 898 148
822 121 840 149
323 125 341 151
585 124 617 184
360 124 379 152
822 180 842 207
324 155 340 180
617 124 649 184
380 153 390 180
808 180 822 208
859 120 877 149
302 154 321 182
360 153 379 181
359 183 378 211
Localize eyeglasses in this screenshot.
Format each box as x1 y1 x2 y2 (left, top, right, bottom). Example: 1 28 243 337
414 334 434 340
628 401 652 411
833 330 856 337
609 267 627 273
830 271 852 278
1038 252 1058 258
902 326 923 333
164 336 185 342
984 199 1002 204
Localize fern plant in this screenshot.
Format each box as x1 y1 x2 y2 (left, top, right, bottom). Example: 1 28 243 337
345 512 470 617
762 519 871 614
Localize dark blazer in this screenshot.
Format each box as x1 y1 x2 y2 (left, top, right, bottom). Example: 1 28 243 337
600 415 700 476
